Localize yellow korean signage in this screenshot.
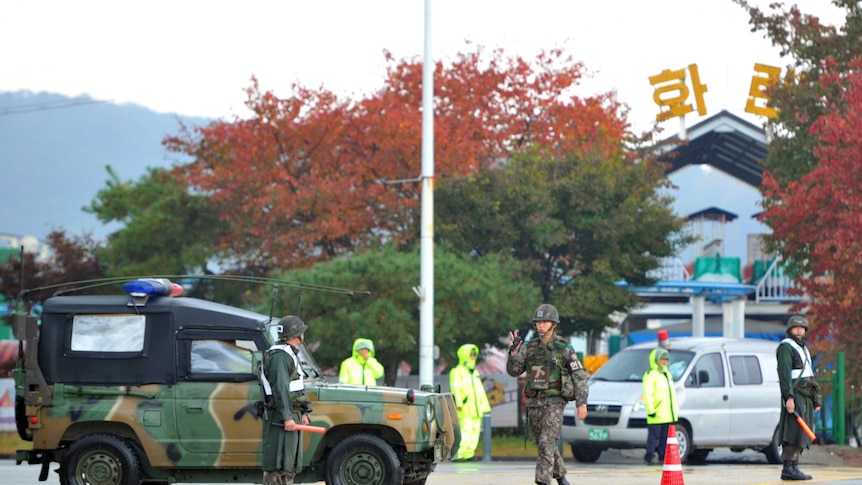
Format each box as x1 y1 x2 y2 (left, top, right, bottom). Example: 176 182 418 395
648 63 781 121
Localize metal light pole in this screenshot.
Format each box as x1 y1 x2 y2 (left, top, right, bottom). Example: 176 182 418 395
418 0 435 387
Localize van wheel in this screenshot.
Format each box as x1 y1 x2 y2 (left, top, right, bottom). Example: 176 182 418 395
676 425 692 463
763 426 783 464
569 443 602 463
325 434 403 485
60 433 141 485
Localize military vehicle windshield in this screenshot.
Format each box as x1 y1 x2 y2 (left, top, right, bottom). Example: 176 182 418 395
591 348 694 382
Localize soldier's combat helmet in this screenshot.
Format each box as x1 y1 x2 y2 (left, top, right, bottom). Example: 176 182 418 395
276 315 308 340
786 314 809 331
532 303 560 324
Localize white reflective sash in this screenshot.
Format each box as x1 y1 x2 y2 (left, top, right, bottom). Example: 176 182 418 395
269 343 306 392
781 338 814 379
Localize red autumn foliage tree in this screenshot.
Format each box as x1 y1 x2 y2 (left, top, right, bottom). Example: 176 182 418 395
164 47 631 269
0 230 105 304
759 57 862 378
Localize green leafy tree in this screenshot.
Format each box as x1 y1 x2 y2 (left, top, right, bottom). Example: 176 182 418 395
436 150 690 338
266 244 539 384
84 165 224 277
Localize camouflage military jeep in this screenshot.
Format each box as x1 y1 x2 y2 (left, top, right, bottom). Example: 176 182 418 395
13 278 459 484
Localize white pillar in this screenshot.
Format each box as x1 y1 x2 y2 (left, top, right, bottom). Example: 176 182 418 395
722 301 733 338
691 295 706 338
732 299 746 338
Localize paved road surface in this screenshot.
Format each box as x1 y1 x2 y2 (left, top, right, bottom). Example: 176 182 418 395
4 449 860 484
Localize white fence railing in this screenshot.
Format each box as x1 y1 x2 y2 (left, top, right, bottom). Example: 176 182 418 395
754 257 807 303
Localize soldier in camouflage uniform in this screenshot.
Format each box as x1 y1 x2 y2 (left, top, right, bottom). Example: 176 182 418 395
262 315 313 485
507 304 588 485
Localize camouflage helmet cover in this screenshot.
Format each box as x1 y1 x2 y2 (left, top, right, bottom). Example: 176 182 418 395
276 315 308 340
786 314 809 331
532 303 560 324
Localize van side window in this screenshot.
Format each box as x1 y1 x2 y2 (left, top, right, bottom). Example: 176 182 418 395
688 352 725 388
729 355 763 385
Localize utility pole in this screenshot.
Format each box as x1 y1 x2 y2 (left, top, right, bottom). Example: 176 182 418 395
418 0 435 387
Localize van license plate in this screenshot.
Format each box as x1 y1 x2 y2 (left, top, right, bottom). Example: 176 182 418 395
588 429 609 441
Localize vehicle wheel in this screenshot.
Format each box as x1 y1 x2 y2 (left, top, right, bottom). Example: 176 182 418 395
569 443 602 463
325 434 403 485
60 433 141 485
763 426 783 464
688 449 710 462
15 395 29 441
676 424 692 463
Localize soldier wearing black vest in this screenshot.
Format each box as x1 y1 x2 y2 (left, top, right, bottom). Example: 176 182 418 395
507 304 588 485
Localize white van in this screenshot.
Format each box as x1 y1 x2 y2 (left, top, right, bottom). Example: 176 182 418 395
561 337 781 464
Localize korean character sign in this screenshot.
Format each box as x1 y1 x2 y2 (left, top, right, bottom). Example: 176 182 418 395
648 64 708 122
744 63 781 118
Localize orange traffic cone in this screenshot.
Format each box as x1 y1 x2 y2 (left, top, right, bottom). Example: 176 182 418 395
660 424 685 485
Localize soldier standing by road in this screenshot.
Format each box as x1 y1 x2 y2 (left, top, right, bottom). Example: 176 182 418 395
777 314 821 481
262 315 313 485
450 343 492 462
507 304 588 485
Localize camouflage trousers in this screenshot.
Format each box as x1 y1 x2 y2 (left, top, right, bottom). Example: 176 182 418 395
527 395 567 485
263 470 296 485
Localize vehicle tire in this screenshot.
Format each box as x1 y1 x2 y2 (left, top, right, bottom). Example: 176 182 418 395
688 449 710 462
15 395 29 441
676 424 692 464
569 443 602 463
763 426 783 464
60 433 141 485
325 434 403 485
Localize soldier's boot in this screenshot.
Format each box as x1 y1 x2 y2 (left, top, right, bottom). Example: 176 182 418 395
791 462 812 480
557 476 571 485
780 461 809 480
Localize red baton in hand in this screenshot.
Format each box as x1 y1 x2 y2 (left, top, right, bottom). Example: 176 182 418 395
793 412 817 441
294 424 326 434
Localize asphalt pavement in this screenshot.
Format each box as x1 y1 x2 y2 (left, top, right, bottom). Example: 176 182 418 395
3 448 860 485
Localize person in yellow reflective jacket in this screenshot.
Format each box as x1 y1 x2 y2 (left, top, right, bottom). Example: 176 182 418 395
339 338 384 385
449 343 492 462
642 347 679 465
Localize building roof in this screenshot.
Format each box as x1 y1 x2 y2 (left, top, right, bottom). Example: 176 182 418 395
661 110 767 188
686 207 738 221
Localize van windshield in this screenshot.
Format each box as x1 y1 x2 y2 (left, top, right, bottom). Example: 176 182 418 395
591 349 694 382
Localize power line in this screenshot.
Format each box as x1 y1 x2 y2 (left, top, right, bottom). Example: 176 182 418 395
0 97 110 116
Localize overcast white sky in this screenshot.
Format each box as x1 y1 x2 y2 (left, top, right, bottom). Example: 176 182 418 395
0 0 846 135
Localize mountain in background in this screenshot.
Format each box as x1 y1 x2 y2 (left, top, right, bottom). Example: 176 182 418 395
0 90 211 243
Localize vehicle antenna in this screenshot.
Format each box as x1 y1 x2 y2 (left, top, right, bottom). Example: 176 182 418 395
295 283 304 318
268 284 279 323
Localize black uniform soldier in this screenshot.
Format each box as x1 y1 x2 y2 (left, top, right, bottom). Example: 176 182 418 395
777 314 821 481
507 304 588 485
261 315 312 485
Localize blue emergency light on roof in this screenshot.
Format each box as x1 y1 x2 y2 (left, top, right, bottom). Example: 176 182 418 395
123 278 184 297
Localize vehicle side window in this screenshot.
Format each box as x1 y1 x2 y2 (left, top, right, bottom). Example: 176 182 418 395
190 339 257 374
70 314 145 352
687 352 725 388
729 355 763 385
